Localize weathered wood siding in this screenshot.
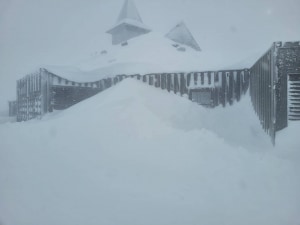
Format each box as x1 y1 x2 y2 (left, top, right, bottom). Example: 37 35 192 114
140 70 249 108
14 68 250 122
249 41 300 144
16 69 113 121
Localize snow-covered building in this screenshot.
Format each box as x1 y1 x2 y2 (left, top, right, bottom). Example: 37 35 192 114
7 0 300 145
106 0 151 45
166 21 201 51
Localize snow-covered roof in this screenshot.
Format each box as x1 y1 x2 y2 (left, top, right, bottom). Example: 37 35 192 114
166 21 201 51
42 32 206 82
39 31 252 83
107 18 151 35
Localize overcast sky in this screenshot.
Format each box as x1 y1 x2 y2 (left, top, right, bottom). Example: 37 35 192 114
0 0 299 111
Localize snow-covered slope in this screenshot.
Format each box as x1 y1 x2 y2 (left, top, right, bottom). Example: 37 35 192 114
0 79 299 225
42 32 235 82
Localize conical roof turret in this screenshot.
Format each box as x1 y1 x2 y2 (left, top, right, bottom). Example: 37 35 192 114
117 0 143 23
166 21 201 51
107 0 151 45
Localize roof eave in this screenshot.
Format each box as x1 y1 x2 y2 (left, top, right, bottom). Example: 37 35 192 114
106 22 151 34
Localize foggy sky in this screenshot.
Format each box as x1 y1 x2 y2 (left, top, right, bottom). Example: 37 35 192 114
0 0 299 111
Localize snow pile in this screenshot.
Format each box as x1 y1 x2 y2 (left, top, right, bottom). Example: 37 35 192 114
0 79 299 225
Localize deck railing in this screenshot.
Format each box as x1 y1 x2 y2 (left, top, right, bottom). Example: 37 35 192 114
14 68 249 122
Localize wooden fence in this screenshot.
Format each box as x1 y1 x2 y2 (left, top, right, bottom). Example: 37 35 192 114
14 68 249 122
140 70 249 107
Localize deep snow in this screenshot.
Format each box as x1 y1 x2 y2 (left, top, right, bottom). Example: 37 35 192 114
0 79 299 225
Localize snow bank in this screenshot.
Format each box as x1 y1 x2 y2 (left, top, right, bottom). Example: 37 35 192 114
0 79 299 225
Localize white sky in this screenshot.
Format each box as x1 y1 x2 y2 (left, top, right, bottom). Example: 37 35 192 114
0 0 300 110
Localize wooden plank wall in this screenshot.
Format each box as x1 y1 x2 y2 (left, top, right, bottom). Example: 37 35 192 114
16 72 43 121
250 45 276 144
139 70 249 108
249 41 300 145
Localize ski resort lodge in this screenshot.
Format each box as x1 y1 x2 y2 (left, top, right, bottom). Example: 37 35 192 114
8 0 300 145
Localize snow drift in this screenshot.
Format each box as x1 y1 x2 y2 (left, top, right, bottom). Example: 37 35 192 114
0 79 299 225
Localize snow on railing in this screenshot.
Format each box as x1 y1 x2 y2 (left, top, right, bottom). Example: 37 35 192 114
139 70 249 108
14 69 249 122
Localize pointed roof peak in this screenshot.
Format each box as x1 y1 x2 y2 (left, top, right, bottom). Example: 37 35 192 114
177 20 186 26
117 0 143 23
166 21 201 51
107 0 151 45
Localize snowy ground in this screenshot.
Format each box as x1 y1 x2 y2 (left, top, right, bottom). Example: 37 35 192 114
0 79 299 225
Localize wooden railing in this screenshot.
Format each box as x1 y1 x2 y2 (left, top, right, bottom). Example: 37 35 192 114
15 68 249 122
139 70 249 107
